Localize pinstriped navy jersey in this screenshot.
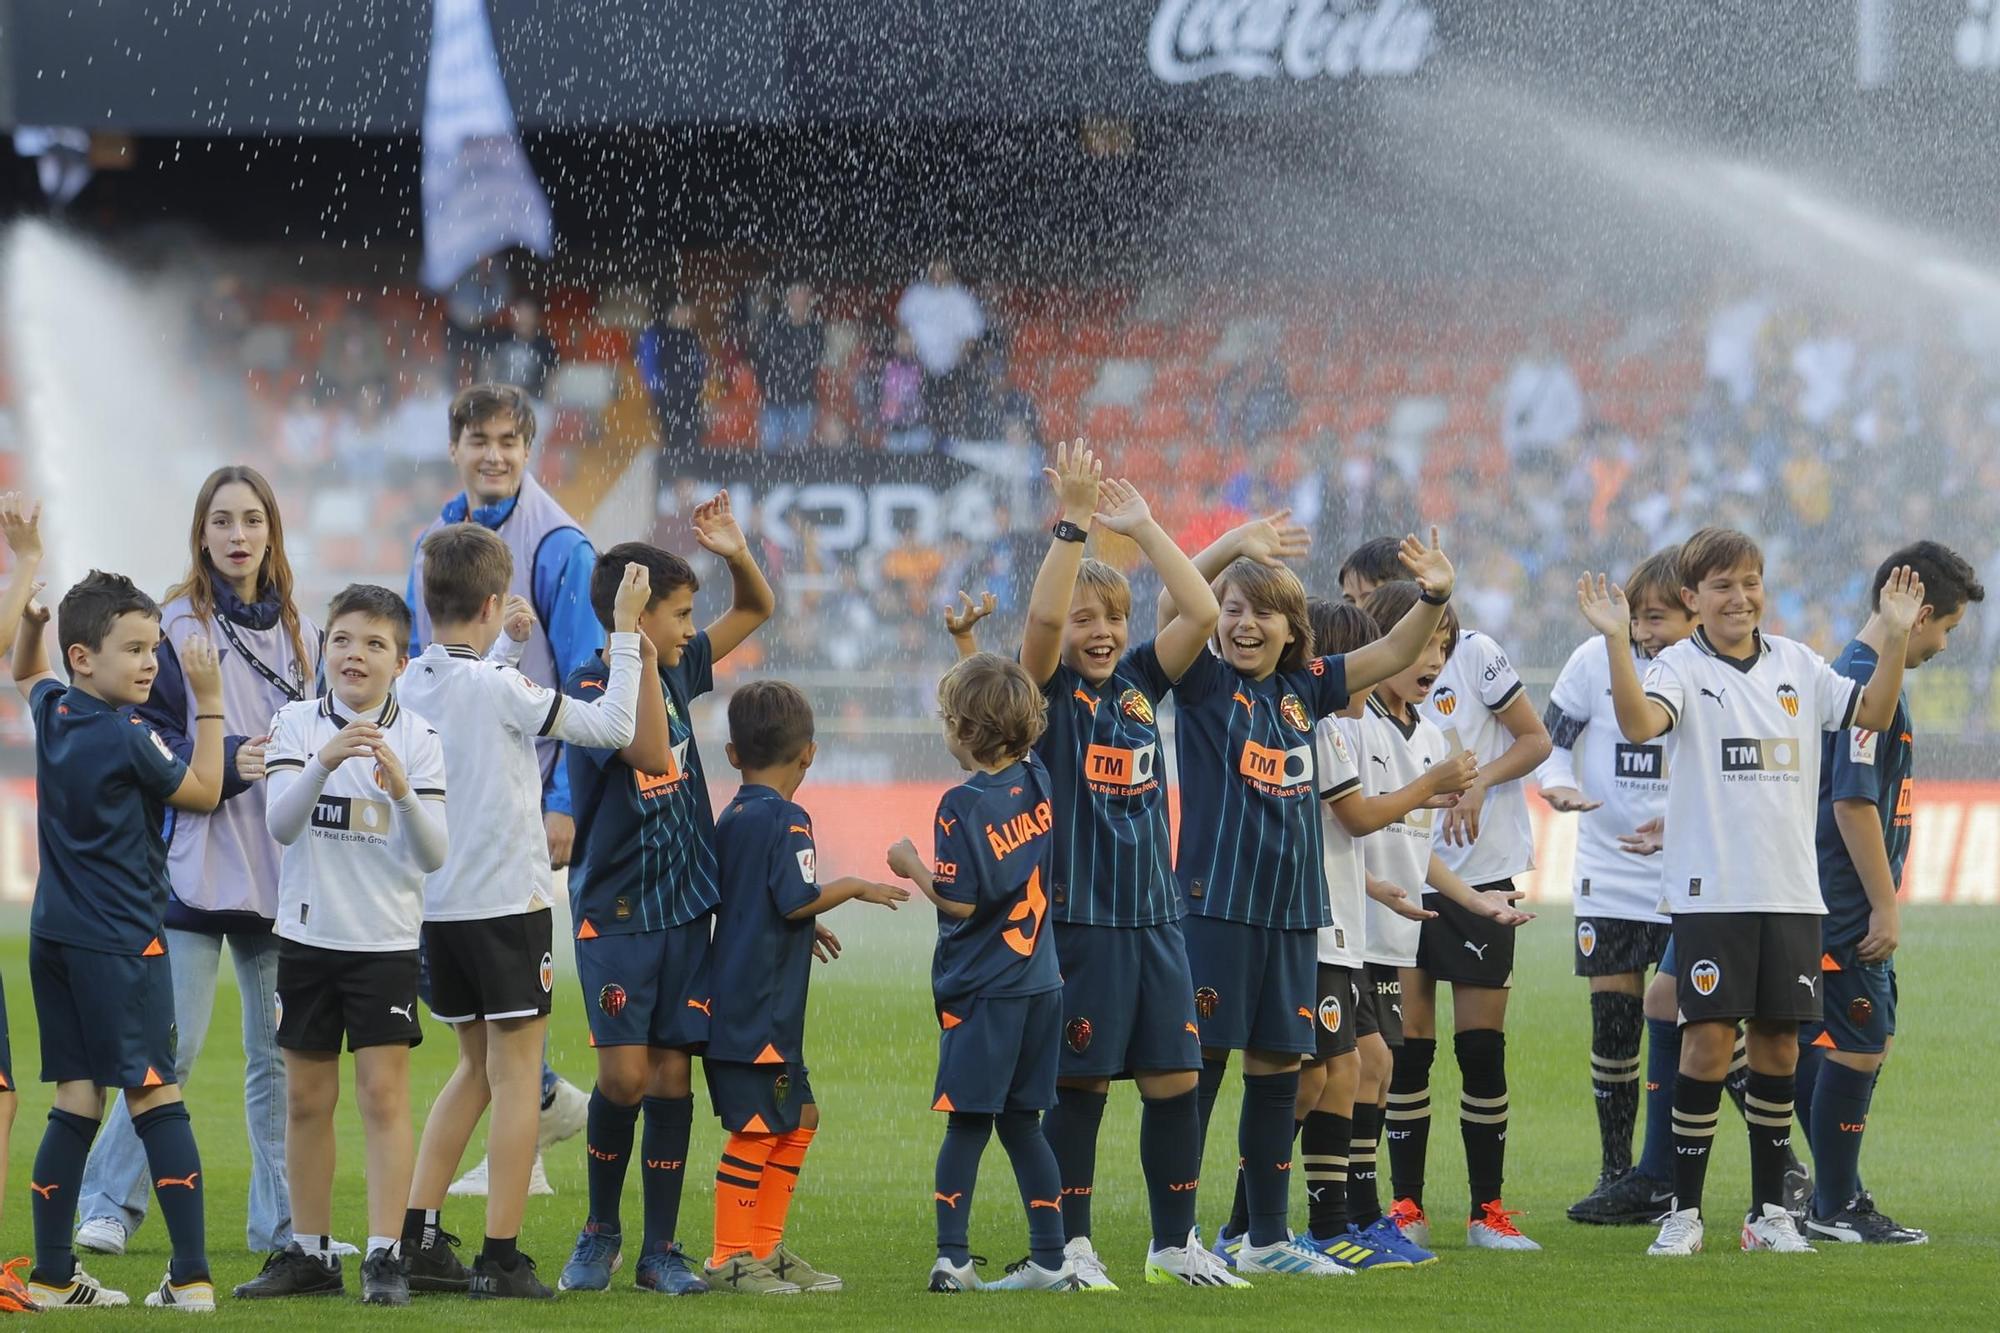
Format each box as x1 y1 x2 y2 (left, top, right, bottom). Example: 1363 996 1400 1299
1172 649 1351 930
930 756 1062 1006
564 632 719 934
1034 642 1178 928
1816 639 1913 949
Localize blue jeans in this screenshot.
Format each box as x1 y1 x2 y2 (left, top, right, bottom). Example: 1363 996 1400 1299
76 928 289 1252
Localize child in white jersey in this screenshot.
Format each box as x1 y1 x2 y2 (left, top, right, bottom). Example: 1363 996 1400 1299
397 523 653 1299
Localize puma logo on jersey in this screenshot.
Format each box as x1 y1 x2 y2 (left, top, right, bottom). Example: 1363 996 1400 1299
938 817 957 836
1700 687 1728 708
1463 940 1489 960
389 1003 414 1021
1073 688 1098 713
1233 691 1253 714
1370 754 1388 770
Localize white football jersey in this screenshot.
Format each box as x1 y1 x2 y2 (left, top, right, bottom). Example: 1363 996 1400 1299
266 693 447 951
1422 630 1535 884
1537 638 1670 924
1359 697 1451 968
1643 628 1857 915
1315 714 1366 967
399 635 642 921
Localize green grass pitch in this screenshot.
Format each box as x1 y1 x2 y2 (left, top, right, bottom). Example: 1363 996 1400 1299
2 907 1995 1327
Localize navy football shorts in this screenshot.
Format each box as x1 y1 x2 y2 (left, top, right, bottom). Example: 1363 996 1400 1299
575 918 712 1050
1052 921 1201 1079
1182 916 1317 1056
30 937 176 1089
1799 944 1895 1055
932 989 1061 1115
706 1059 814 1135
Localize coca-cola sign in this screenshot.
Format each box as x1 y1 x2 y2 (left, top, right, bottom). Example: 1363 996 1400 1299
1149 0 1436 84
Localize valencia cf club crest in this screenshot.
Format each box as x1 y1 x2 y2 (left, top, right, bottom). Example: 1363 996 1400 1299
1577 921 1598 957
1066 1017 1094 1053
1848 996 1874 1025
1119 688 1155 726
1194 987 1220 1020
1777 683 1800 718
1432 687 1458 717
539 952 555 994
1317 995 1343 1034
1280 693 1311 733
598 984 628 1018
774 1073 792 1109
1690 958 1721 996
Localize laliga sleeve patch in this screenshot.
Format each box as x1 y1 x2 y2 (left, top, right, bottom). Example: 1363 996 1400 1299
1849 728 1879 766
148 728 177 763
796 847 816 885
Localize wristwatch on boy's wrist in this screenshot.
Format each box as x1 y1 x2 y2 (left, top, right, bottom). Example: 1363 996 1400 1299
1420 586 1450 605
1052 520 1088 544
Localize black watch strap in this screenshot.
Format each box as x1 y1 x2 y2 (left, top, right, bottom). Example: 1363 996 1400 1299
1052 520 1088 544
1419 586 1450 605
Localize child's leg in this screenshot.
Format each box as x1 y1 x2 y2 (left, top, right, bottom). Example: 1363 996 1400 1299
1389 969 1438 1208
479 1015 546 1252
1303 1052 1358 1240
1349 1034 1392 1228
583 1045 650 1233
1452 984 1511 1215
127 1083 207 1283
934 1112 993 1264
993 1109 1065 1270
0 1089 14 1230
1043 1079 1107 1243
751 1102 817 1259
1133 1069 1200 1253
31 1082 101 1284
282 1051 340 1240
1224 1061 1320 1242
1635 967 1680 1181
354 1045 414 1251
1237 1051 1301 1247
1588 973 1647 1179
640 1050 695 1256
1743 1019 1802 1214
711 1131 775 1266
408 1021 491 1212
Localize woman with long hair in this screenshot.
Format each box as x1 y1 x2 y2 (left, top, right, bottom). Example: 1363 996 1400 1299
73 465 320 1259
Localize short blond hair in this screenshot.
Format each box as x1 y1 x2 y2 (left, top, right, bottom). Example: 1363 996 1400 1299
1073 558 1133 619
938 652 1047 767
1216 559 1313 673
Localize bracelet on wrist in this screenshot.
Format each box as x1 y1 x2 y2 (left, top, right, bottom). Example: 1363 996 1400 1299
196 713 225 721
1419 587 1450 606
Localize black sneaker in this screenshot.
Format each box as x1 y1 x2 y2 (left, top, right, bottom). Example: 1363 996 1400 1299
1806 1193 1929 1245
1782 1155 1814 1222
232 1245 343 1299
467 1253 554 1300
405 1228 471 1294
360 1248 410 1306
1569 1169 1676 1226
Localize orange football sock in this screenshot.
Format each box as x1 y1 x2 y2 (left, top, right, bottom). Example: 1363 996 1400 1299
712 1133 775 1266
752 1126 815 1258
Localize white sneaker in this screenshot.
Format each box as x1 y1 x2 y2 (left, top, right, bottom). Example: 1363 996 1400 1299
326 1238 361 1258
927 1257 984 1292
1647 1207 1704 1256
538 1077 590 1149
528 1152 555 1197
1467 1201 1542 1251
1145 1229 1253 1288
1742 1202 1816 1253
28 1264 130 1309
1061 1237 1117 1291
447 1154 489 1198
984 1258 1085 1291
73 1216 128 1256
144 1272 216 1312
1236 1234 1353 1277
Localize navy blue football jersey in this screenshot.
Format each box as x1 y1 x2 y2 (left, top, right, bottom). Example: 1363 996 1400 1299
930 756 1062 1006
708 784 821 1064
1816 639 1913 949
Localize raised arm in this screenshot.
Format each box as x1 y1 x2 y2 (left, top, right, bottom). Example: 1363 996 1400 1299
692 490 776 663
942 591 997 662
1092 477 1218 681
0 493 45 664
1852 566 1922 733
1156 508 1310 635
165 636 228 813
542 565 652 751
1022 440 1103 685
1578 574 1671 743
1343 529 1455 691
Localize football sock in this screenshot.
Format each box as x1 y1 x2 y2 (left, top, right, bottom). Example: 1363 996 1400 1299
1456 1029 1509 1216
366 1236 399 1260
1793 1037 1826 1139
711 1132 774 1265
641 1095 693 1254
1635 1019 1680 1180
1041 1087 1106 1241
1239 1071 1300 1247
934 1112 992 1265
1346 1102 1385 1227
751 1125 813 1258
294 1234 334 1263
1195 1057 1229 1167
995 1110 1066 1270
30 1109 97 1285
585 1088 641 1233
1302 1111 1351 1239
1226 1113 1303 1236
134 1102 208 1283
1744 1071 1798 1212
1810 1060 1874 1216
1670 1074 1724 1213
401 1207 440 1251
1386 1036 1435 1207
1138 1089 1202 1251
1722 1027 1751 1117
1589 991 1645 1176
479 1234 518 1268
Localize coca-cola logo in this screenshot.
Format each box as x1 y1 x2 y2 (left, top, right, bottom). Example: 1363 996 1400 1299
1148 0 1436 85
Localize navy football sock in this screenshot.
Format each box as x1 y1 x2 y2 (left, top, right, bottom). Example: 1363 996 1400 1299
1809 1059 1875 1217
995 1110 1066 1270
1195 1057 1228 1169
586 1087 641 1233
1635 1018 1680 1180
1239 1071 1300 1247
934 1113 992 1265
1041 1087 1106 1241
1138 1089 1201 1251
1793 1038 1826 1145
640 1095 693 1253
30 1109 98 1285
134 1102 209 1283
